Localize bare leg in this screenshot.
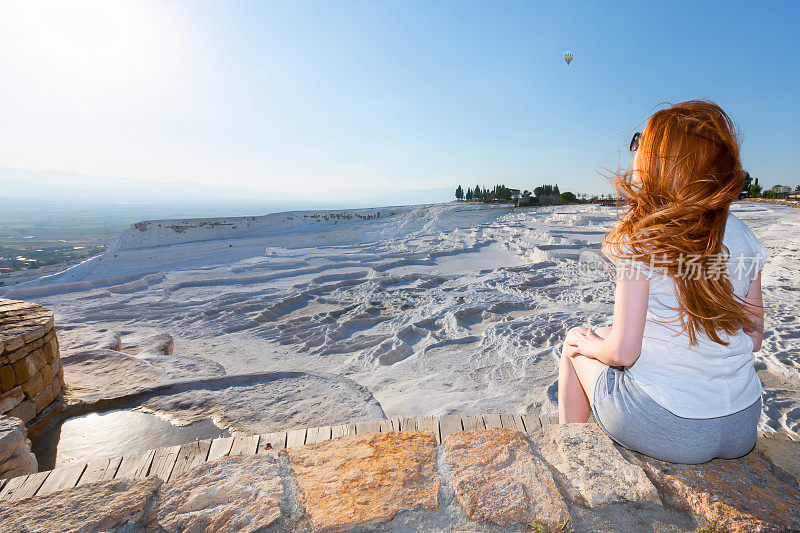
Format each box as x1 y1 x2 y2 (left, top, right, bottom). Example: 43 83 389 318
558 342 592 423
557 326 612 424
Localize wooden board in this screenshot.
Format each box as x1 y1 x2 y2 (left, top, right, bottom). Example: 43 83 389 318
482 413 502 428
439 414 463 440
416 415 441 444
355 420 381 435
461 414 485 431
379 418 400 433
500 413 525 432
115 449 156 480
229 434 260 456
149 445 182 481
0 475 26 501
207 437 234 461
399 417 418 431
286 428 307 448
304 426 320 444
37 463 86 495
764 431 794 441
318 426 332 441
168 440 211 482
306 426 332 444
77 456 122 486
521 414 542 432
258 431 287 453
541 415 559 426
0 470 50 501
331 423 356 439
0 476 19 501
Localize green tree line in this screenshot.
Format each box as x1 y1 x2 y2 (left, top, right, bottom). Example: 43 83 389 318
455 183 589 204
456 171 799 204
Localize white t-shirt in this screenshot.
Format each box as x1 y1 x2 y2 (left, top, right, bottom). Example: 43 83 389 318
616 213 766 419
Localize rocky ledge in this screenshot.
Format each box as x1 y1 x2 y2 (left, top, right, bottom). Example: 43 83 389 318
0 424 799 532
0 416 37 481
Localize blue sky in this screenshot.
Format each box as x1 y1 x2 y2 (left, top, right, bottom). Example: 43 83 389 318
0 0 797 200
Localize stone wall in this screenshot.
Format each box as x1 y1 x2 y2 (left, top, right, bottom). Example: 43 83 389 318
0 299 64 424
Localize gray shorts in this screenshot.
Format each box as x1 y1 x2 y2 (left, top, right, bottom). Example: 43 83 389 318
590 366 761 464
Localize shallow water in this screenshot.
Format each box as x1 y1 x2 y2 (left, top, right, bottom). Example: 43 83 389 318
31 409 229 470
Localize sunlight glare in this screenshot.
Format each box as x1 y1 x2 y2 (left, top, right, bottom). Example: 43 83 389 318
4 0 177 88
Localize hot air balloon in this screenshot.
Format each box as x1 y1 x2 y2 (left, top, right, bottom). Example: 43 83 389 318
563 51 574 66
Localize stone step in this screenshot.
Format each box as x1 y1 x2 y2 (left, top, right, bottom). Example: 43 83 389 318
0 422 797 532
0 412 559 500
3 411 796 502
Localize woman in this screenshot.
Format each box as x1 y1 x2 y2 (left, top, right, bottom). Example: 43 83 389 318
558 100 766 464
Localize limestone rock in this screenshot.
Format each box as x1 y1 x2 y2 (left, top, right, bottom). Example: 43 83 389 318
61 349 164 397
640 451 800 532
443 427 571 530
0 364 15 392
151 453 283 532
756 434 800 485
123 332 175 356
40 363 54 386
531 423 659 506
7 398 36 424
284 430 439 532
0 451 38 481
0 476 161 532
21 371 45 398
33 382 56 412
0 386 24 413
0 418 27 456
0 414 37 479
141 373 383 435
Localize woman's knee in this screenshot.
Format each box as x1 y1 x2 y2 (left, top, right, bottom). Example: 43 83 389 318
559 341 576 362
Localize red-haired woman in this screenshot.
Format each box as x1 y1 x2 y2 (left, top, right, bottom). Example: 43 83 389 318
558 100 766 464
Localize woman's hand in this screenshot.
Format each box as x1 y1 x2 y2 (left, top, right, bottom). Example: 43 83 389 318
565 326 603 358
562 340 581 359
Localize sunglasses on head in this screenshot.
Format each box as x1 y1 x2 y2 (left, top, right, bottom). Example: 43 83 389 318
630 132 642 152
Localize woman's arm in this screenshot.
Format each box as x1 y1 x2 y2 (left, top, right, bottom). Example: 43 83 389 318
566 266 650 367
742 272 764 351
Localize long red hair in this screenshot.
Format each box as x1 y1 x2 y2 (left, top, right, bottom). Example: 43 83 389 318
605 100 755 345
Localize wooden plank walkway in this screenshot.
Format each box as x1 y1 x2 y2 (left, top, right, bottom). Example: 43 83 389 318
0 413 795 502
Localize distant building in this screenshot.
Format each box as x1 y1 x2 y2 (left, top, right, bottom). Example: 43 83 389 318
537 194 560 205
788 192 800 202
516 196 538 207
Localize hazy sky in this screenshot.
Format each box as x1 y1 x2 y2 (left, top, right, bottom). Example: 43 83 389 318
1 0 797 199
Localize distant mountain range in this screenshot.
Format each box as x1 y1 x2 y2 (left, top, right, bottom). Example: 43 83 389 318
0 167 455 212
